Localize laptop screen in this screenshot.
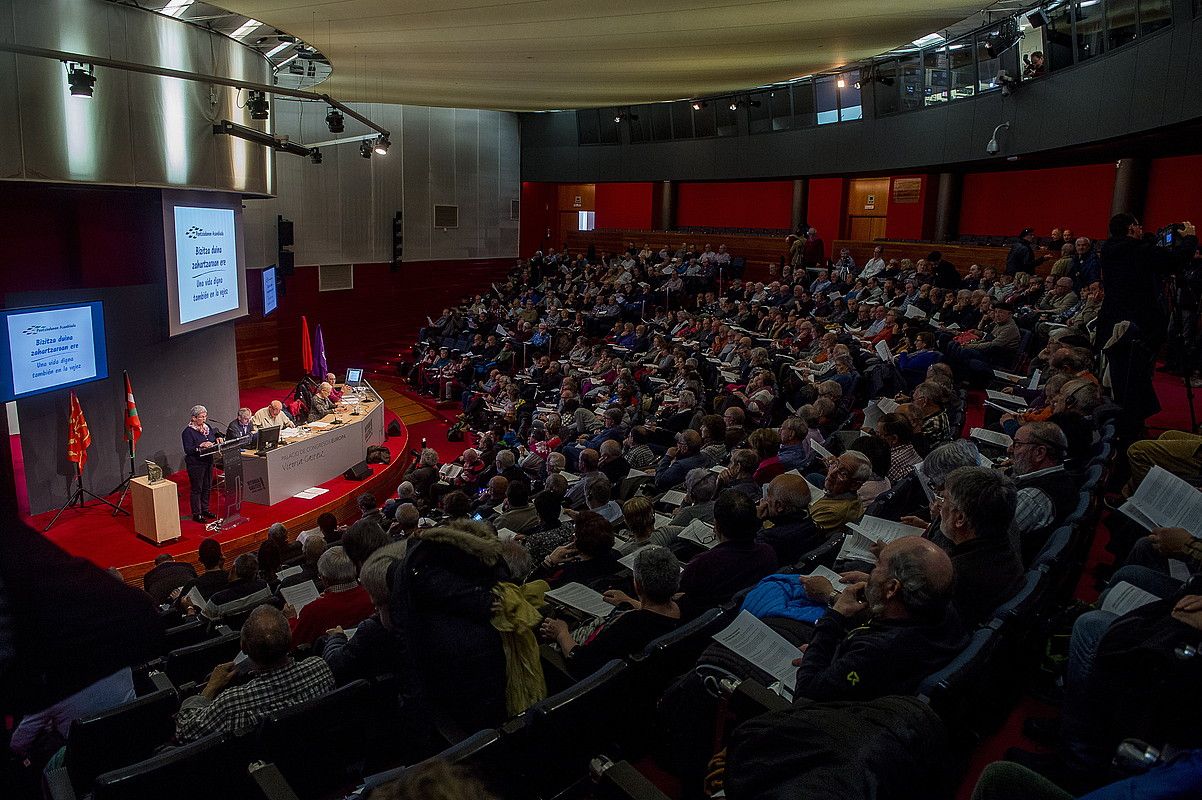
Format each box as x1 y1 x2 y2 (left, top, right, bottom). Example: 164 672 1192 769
345 368 364 385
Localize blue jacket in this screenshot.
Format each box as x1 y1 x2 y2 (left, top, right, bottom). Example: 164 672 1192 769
740 574 826 624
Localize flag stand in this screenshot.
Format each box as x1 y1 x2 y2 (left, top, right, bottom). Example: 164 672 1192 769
44 463 123 532
107 445 136 517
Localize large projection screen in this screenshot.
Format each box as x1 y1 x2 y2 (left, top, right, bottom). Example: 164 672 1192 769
162 190 249 337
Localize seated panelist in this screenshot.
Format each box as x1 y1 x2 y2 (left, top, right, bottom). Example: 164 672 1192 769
253 399 292 429
308 381 336 422
225 407 256 441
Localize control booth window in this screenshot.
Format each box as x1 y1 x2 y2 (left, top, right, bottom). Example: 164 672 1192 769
578 211 595 232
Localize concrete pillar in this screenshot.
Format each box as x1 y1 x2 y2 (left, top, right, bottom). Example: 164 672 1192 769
933 171 963 242
651 180 676 230
1111 157 1150 220
791 178 808 233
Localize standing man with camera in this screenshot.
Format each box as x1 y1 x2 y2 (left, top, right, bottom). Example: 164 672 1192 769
1098 214 1197 422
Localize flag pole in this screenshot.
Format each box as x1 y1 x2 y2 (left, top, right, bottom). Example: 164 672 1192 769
110 437 135 516
45 462 121 531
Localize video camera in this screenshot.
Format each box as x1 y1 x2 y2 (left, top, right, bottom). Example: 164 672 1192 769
1156 222 1186 248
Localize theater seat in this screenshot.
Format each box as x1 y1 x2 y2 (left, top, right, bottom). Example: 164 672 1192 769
1034 525 1075 573
917 626 999 729
989 567 1049 632
161 617 210 652
352 728 506 799
91 732 256 800
257 679 374 799
57 686 179 794
163 629 241 687
504 659 632 798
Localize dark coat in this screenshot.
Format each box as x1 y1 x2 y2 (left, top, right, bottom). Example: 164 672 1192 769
390 525 507 733
755 511 822 567
1097 233 1197 347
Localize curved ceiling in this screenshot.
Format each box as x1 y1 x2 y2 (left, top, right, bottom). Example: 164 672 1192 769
215 0 992 111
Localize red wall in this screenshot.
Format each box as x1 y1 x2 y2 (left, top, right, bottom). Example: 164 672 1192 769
806 177 846 245
884 175 932 240
959 164 1116 240
595 182 654 230
272 259 514 376
0 184 164 292
520 181 560 257
1144 154 1202 233
676 181 793 230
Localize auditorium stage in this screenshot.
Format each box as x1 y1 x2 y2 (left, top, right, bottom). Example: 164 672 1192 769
21 382 445 586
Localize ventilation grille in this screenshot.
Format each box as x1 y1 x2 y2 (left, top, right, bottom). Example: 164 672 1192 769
319 264 353 291
434 204 459 229
510 199 520 220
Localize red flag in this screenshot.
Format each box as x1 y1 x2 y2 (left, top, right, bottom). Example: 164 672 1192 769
67 391 92 472
300 315 313 374
124 371 142 454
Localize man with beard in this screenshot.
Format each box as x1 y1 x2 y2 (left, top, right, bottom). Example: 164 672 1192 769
791 536 967 701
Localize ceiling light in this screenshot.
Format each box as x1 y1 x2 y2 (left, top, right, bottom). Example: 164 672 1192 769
613 113 622 123
325 108 345 133
836 78 847 88
265 42 292 58
729 100 739 110
912 32 946 48
372 135 391 156
691 100 704 111
360 140 373 159
65 62 95 98
161 0 193 18
246 90 269 120
310 148 322 164
231 18 263 40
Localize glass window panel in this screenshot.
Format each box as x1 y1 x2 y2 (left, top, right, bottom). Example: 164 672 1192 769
577 109 600 145
815 75 839 124
1107 0 1138 48
948 40 976 99
651 104 672 141
715 100 738 136
924 46 950 105
747 90 772 134
872 60 902 116
693 103 717 137
1044 1 1077 69
770 88 792 130
792 82 816 127
899 53 923 111
1140 0 1172 35
628 105 653 143
838 70 862 120
1074 0 1105 62
670 101 694 139
598 107 620 144
976 35 1001 92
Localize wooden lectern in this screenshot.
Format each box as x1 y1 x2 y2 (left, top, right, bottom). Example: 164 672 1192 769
131 476 182 545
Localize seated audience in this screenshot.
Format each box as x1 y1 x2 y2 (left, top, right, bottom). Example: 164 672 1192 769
286 546 375 648
678 489 777 612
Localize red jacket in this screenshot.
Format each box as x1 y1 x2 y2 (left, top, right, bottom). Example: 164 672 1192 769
289 585 374 648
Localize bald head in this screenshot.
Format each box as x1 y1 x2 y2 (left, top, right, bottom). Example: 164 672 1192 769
868 537 954 620
763 473 811 517
241 605 292 668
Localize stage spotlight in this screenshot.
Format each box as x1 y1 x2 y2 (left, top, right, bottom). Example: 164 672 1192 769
360 140 373 159
310 148 322 164
65 62 95 98
691 100 705 111
372 135 390 155
325 108 344 133
836 77 847 88
613 113 622 123
729 100 738 111
247 90 269 120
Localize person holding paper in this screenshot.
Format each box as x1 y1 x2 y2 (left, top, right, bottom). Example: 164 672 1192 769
175 606 335 743
182 404 223 523
205 554 270 614
533 511 620 588
810 453 870 532
942 303 1021 384
284 547 374 648
541 546 683 679
179 538 228 602
791 537 966 702
1122 431 1202 500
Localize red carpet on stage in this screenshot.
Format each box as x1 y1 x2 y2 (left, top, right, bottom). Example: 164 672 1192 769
23 384 413 581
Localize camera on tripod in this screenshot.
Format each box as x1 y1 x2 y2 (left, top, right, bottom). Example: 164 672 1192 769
1156 222 1186 247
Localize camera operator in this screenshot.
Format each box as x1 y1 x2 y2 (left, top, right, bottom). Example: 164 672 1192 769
1098 214 1197 352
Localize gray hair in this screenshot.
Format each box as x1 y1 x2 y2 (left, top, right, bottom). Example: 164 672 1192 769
546 452 566 472
359 541 408 605
632 545 681 603
543 473 568 495
684 468 716 498
842 451 874 483
237 407 252 418
189 405 207 418
268 522 288 541
394 503 419 529
944 466 1017 540
678 389 697 408
496 449 516 469
419 448 439 467
317 545 357 585
396 481 415 499
883 546 953 618
922 440 981 487
302 535 326 563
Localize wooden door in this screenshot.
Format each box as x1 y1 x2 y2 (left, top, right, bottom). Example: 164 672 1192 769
848 216 887 241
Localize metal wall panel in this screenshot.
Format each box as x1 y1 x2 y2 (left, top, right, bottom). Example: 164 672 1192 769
402 104 433 261
2 0 271 193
